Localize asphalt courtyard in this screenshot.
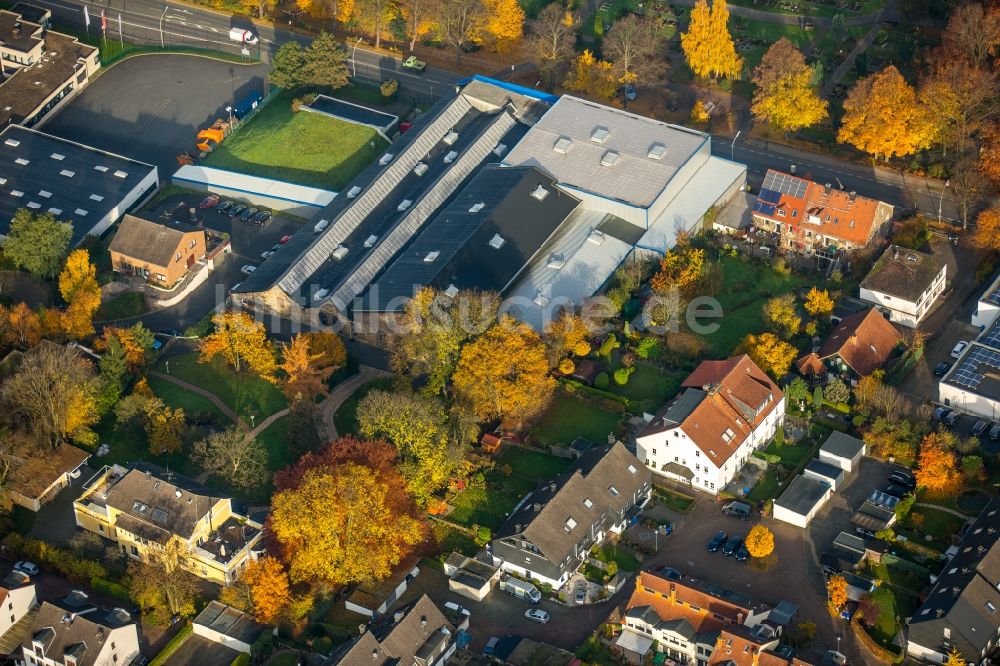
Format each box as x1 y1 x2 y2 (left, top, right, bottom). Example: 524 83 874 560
42 54 268 179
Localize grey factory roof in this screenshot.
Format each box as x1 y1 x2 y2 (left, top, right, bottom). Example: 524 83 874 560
359 165 580 312
0 125 156 243
502 95 709 209
774 474 830 516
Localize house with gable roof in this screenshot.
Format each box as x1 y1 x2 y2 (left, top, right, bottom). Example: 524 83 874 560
636 355 785 494
19 594 139 666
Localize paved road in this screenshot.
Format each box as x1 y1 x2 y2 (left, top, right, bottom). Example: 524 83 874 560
30 0 461 96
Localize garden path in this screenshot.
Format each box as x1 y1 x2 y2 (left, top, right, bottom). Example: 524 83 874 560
148 370 249 431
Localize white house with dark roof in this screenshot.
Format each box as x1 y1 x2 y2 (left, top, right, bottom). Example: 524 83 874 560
19 598 139 666
939 317 1000 420
0 573 36 646
636 355 784 494
489 442 651 589
973 273 1000 330
859 245 947 328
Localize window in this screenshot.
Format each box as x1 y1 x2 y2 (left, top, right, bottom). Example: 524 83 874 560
89 193 104 202
60 169 75 177
565 517 577 531
987 601 997 614
652 449 657 456
156 273 166 282
627 464 636 474
175 252 182 261
189 239 196 248
583 498 593 509
608 485 619 496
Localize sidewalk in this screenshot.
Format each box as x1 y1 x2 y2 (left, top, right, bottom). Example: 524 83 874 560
146 260 212 309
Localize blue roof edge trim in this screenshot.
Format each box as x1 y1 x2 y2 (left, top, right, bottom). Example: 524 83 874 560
457 75 560 104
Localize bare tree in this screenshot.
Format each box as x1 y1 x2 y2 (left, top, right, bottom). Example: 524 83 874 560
603 13 666 87
527 4 578 87
356 0 387 48
436 0 485 61
941 3 1000 68
190 429 268 490
948 152 990 229
408 0 441 52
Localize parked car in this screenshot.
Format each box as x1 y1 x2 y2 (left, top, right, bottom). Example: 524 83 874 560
989 424 1000 441
972 419 989 437
623 84 636 101
240 207 259 222
933 406 952 422
883 484 910 499
722 501 752 520
14 561 39 576
944 411 961 427
951 341 970 358
217 200 233 214
707 530 727 552
240 265 257 276
575 583 587 604
934 361 952 376
198 194 220 209
228 204 247 218
735 543 749 562
270 244 281 252
260 250 276 259
722 536 743 556
888 470 916 489
655 566 684 580
279 235 293 244
855 526 877 539
524 608 550 624
253 210 271 225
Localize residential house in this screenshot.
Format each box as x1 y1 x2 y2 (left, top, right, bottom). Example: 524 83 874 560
192 601 264 655
490 442 651 590
345 559 421 617
795 308 901 379
486 635 578 666
972 273 1000 330
73 463 264 584
859 245 947 328
109 215 207 288
750 170 893 254
326 595 456 666
906 499 1000 665
19 597 139 666
6 444 89 512
939 316 1000 420
707 625 822 666
0 573 36 645
636 355 785 494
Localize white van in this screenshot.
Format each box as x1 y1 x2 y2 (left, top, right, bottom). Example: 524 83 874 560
313 218 330 234
498 576 541 603
229 28 259 45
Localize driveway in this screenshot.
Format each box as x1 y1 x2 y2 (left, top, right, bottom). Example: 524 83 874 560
805 457 895 555
27 465 95 546
161 634 241 666
42 54 268 179
899 317 980 406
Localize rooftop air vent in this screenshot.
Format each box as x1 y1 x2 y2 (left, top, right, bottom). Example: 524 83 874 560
331 245 349 261
379 153 394 166
590 126 610 143
113 170 128 178
50 153 64 160
530 185 549 201
553 136 572 153
4 139 19 147
546 255 565 270
60 169 75 177
444 284 459 298
347 186 362 198
647 143 667 160
423 251 440 263
443 130 459 145
397 199 412 211
14 157 29 165
363 235 378 248
89 194 104 202
488 234 505 250
469 202 485 213
587 229 606 245
74 208 87 216
600 150 620 167
492 143 507 157
533 291 550 308
94 165 108 173
413 162 428 176
443 150 458 163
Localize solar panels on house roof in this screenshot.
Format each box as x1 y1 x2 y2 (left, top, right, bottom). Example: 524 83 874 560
762 170 809 198
981 320 1000 349
985 282 1000 307
949 346 1000 390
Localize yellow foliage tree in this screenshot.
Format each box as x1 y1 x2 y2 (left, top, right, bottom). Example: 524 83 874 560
762 293 801 339
971 207 1000 252
558 358 576 375
944 647 966 666
270 464 425 586
545 311 590 364
58 249 102 340
837 66 935 161
739 332 798 379
915 432 964 500
803 287 834 318
452 316 556 426
690 100 711 124
681 0 742 80
744 524 775 558
751 38 828 133
199 311 276 379
649 244 705 295
279 334 334 403
482 0 524 45
827 575 848 611
242 556 291 624
3 302 41 347
563 49 618 100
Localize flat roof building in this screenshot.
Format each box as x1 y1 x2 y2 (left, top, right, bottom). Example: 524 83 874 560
973 273 1000 330
859 245 947 328
940 317 1000 420
0 125 158 244
773 474 832 528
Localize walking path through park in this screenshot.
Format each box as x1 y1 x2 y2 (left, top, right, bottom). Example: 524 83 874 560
914 502 971 519
667 0 895 27
148 371 250 431
820 0 894 96
318 365 392 441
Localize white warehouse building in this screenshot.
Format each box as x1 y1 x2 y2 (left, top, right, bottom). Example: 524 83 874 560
939 317 1000 421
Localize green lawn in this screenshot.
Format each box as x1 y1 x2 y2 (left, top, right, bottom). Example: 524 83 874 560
447 487 521 531
95 292 148 321
591 544 640 571
431 521 479 556
494 447 571 483
747 469 782 501
653 485 695 511
608 364 686 406
734 19 812 70
203 91 387 190
906 506 966 541
332 377 393 436
153 353 286 422
866 588 899 645
531 394 621 447
868 559 929 594
256 415 293 471
93 414 191 475
146 375 231 424
764 440 815 467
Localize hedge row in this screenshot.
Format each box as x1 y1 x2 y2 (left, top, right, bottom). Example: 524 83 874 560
91 577 131 603
851 611 903 664
558 379 628 414
2 533 107 583
149 624 193 666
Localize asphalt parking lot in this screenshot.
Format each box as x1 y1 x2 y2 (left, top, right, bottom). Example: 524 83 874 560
42 54 268 179
806 456 897 555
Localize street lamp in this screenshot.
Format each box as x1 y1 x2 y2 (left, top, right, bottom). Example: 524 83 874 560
937 179 950 225
225 105 233 125
351 36 363 79
731 130 741 161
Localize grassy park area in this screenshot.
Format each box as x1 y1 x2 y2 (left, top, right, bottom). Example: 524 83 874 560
203 91 386 190
531 394 621 446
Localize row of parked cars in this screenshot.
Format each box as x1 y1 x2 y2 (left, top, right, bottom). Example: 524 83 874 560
198 194 273 226
707 530 750 561
932 406 1000 439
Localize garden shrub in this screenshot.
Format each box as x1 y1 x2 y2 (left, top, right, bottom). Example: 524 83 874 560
598 334 620 358
231 655 251 666
91 577 131 602
635 337 661 360
613 368 630 385
594 372 610 389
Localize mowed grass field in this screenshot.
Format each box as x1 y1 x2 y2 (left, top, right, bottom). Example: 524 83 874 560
203 91 387 190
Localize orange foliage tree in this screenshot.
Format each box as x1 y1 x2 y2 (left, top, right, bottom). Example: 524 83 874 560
58 249 102 340
242 556 291 623
649 241 705 296
827 575 848 611
970 207 1000 252
199 311 276 378
278 333 334 403
915 431 964 499
2 302 41 347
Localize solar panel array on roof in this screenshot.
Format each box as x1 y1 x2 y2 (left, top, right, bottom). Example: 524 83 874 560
762 170 808 199
981 320 1000 349
950 346 1000 390
985 282 1000 306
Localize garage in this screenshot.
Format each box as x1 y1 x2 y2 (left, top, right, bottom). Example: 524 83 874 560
818 431 866 472
773 475 833 528
803 459 846 491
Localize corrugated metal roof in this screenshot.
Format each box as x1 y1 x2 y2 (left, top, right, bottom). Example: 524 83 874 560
172 164 336 208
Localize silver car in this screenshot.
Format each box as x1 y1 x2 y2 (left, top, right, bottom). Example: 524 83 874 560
524 608 550 624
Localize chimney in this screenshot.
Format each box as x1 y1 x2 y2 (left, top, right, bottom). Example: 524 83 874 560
393 610 405 623
12 24 20 38
372 650 379 661
936 608 945 618
358 624 367 635
421 616 427 629
549 482 556 492
219 544 226 557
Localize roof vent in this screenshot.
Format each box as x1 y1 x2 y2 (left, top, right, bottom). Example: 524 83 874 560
443 150 458 163
347 185 362 198
530 185 549 201
647 143 667 160
313 288 330 301
907 254 918 262
74 208 87 216
493 143 507 157
546 255 565 270
397 199 412 211
94 165 108 173
553 136 572 153
444 284 459 298
469 202 485 213
4 139 19 147
60 169 75 177
89 194 104 202
534 291 550 308
413 162 428 176
590 126 610 143
51 153 65 161
10 190 23 197
424 251 440 263
14 157 29 165
39 190 51 198
587 229 606 245
443 130 459 145
600 150 620 167
331 245 349 261
379 153 394 166
175 490 182 498
363 235 378 248
488 234 505 250
113 170 128 178
26 202 40 209
49 207 62 215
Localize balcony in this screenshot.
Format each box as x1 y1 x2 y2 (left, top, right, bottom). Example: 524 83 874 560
193 517 262 566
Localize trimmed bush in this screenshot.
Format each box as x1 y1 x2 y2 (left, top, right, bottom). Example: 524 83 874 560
231 655 251 666
613 368 630 385
150 624 192 666
91 577 131 603
594 372 610 389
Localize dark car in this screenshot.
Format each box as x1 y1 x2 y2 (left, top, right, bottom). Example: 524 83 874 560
972 419 989 437
240 207 259 222
217 200 233 214
707 530 727 552
722 500 752 520
944 411 961 427
933 406 951 422
989 424 1000 441
887 470 916 489
198 194 219 209
883 484 910 499
655 566 684 580
722 536 743 557
855 526 877 539
735 543 749 562
253 210 271 225
934 362 952 376
228 204 246 218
